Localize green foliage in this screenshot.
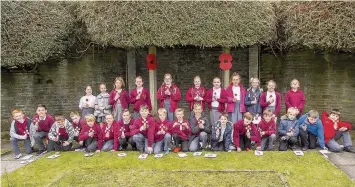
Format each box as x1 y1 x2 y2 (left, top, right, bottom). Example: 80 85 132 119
78 1 277 48
278 2 355 52
1 1 76 67
1 151 353 187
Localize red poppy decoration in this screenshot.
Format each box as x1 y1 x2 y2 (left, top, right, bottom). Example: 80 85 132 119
146 54 157 70
219 53 232 70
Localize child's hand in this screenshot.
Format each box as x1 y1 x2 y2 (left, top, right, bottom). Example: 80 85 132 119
261 131 265 136
79 141 83 145
302 125 307 131
165 89 171 95
75 131 80 137
114 93 120 100
286 132 293 137
233 98 238 102
110 149 116 152
281 136 287 141
95 150 101 153
256 146 261 151
63 141 70 146
147 147 153 154
246 132 251 139
136 94 141 100
183 123 189 128
88 131 94 137
173 122 178 127
139 126 146 131
269 98 274 103
121 134 125 139
237 147 242 152
339 127 348 131
53 137 59 142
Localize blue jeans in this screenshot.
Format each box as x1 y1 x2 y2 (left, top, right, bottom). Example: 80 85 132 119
326 131 353 152
133 133 154 154
10 137 32 156
153 133 172 154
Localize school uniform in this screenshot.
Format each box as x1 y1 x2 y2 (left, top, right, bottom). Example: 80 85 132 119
185 86 207 116
157 83 181 122
153 119 172 154
79 95 96 118
109 89 130 122
79 123 103 152
131 116 155 153
278 115 299 151
101 122 115 151
285 89 306 115
226 84 246 124
321 111 353 152
10 117 34 156
32 114 55 151
298 113 325 149
211 121 232 151
130 87 152 119
47 119 75 151
260 91 281 116
114 119 136 151
233 120 261 150
244 88 262 116
258 118 277 151
205 88 227 125
72 119 86 142
94 93 112 123
172 120 191 152
189 115 211 151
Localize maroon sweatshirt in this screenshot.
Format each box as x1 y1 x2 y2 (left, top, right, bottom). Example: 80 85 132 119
185 86 206 111
101 122 115 141
260 92 281 115
79 123 103 150
233 120 261 147
130 88 152 112
172 120 191 141
130 116 155 147
32 114 55 132
257 118 277 137
15 117 30 135
113 119 134 151
205 88 227 112
285 89 306 114
154 119 173 142
72 119 86 133
109 89 130 110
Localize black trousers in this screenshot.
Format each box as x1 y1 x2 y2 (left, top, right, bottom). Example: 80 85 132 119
239 135 251 150
173 134 189 152
118 136 136 150
299 129 317 149
279 136 298 151
47 136 72 152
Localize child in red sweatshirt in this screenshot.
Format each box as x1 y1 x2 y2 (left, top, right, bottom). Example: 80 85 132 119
260 80 281 118
100 114 115 151
32 104 55 155
185 76 206 117
131 105 155 154
285 79 306 117
258 109 276 151
172 108 191 152
79 114 103 153
10 109 33 159
130 76 152 119
154 108 172 154
114 109 136 151
70 111 85 145
321 109 355 153
233 112 261 152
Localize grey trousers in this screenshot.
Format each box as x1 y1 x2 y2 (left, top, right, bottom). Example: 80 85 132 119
133 133 154 154
210 108 221 126
47 136 72 152
326 131 353 152
84 138 98 152
164 99 174 122
189 132 208 151
261 134 276 151
10 137 32 156
153 133 172 154
33 131 48 151
229 102 242 124
118 136 136 150
102 139 114 151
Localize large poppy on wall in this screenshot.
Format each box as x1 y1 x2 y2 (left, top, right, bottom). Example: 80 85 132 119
219 53 232 70
146 54 157 70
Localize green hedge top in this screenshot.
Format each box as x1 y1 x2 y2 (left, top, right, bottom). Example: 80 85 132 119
78 1 277 48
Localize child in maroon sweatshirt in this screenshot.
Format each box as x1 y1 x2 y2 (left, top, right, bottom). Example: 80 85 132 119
258 109 277 151
154 108 173 154
285 79 306 117
131 105 155 154
32 104 55 155
79 114 103 153
260 80 281 118
172 108 191 152
70 111 85 144
10 109 33 159
101 114 115 151
185 76 206 117
233 112 261 152
130 76 152 119
114 109 136 151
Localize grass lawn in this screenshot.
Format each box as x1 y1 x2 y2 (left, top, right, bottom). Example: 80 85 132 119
1 151 354 187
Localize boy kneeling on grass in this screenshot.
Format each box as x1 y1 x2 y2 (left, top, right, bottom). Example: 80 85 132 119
258 109 277 151
211 112 232 152
114 109 136 151
278 108 299 151
101 114 115 151
70 111 85 146
321 109 355 153
233 112 261 152
298 110 326 151
10 109 34 159
172 108 191 152
79 114 103 153
131 105 155 154
153 108 172 154
47 114 75 152
189 104 211 152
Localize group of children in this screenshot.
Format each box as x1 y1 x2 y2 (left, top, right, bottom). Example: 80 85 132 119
9 72 355 159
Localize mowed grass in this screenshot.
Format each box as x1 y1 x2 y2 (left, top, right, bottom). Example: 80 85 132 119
1 151 354 187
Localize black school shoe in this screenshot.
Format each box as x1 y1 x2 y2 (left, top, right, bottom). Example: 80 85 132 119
36 149 47 156
344 146 355 153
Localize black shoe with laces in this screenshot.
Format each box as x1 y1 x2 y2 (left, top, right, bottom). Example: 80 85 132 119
344 146 355 153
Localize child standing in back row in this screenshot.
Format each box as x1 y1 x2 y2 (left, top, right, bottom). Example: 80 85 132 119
94 83 111 124
226 73 246 124
185 76 206 118
109 77 130 122
285 79 305 117
205 77 227 126
130 76 152 119
260 80 281 118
